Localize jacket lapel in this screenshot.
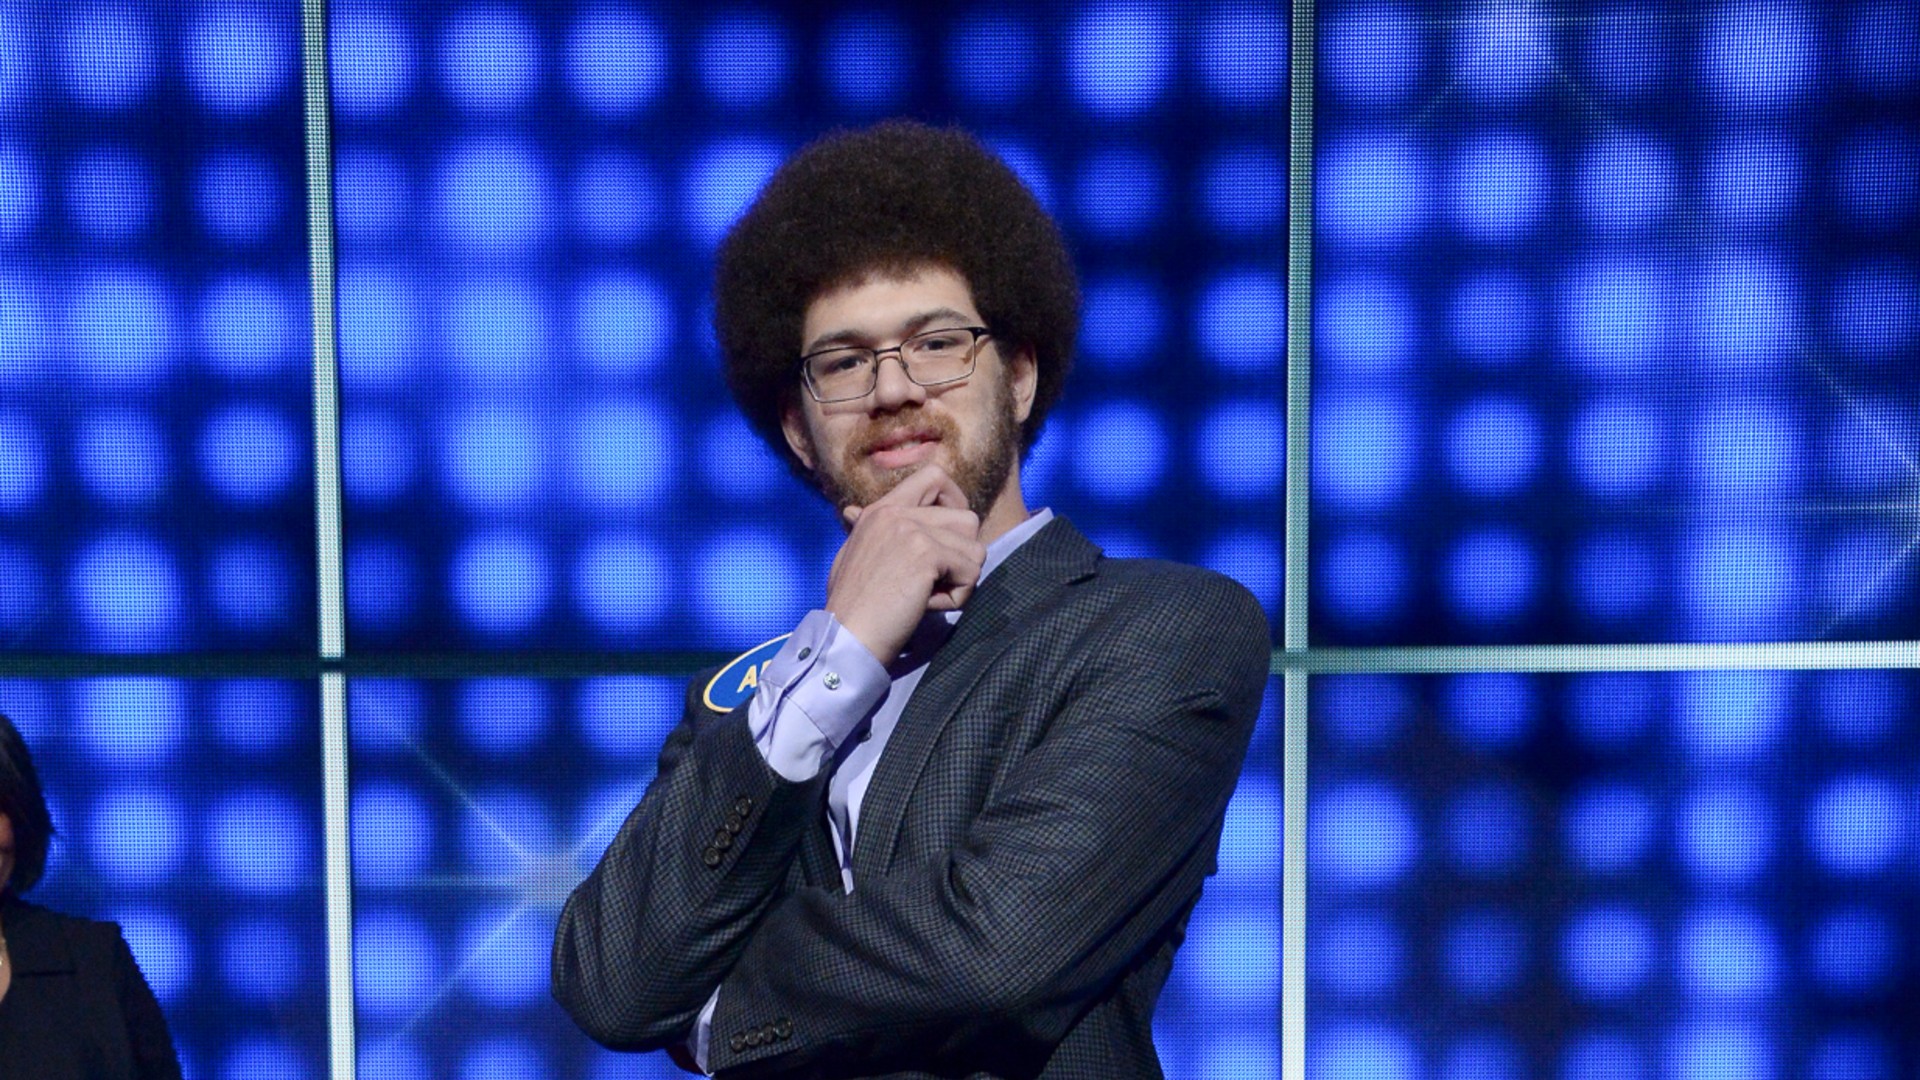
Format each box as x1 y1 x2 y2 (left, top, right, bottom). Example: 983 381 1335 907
850 517 1102 876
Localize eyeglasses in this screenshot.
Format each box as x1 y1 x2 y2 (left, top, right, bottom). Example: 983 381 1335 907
799 326 991 403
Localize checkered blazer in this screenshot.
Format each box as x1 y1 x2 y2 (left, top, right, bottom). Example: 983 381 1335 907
553 517 1270 1078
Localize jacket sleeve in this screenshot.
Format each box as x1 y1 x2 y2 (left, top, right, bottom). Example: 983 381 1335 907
705 575 1270 1076
551 673 830 1051
111 925 183 1080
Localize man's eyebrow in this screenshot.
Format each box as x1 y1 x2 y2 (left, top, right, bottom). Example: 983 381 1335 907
802 307 978 355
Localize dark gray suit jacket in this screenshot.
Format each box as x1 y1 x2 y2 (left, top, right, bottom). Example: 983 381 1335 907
553 517 1270 1078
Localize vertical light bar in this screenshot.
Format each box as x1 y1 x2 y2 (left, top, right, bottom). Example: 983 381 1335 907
300 1 356 1077
1282 0 1317 1075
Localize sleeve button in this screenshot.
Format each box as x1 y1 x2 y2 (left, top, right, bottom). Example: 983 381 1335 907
724 813 743 834
702 847 722 868
734 796 754 816
774 1018 793 1039
713 829 733 850
729 1034 747 1053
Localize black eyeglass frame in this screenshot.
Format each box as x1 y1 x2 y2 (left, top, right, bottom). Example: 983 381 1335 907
797 325 993 404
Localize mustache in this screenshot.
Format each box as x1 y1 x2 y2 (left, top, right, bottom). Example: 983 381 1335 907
852 411 960 458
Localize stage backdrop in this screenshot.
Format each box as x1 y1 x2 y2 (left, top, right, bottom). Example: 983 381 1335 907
0 1 1913 1079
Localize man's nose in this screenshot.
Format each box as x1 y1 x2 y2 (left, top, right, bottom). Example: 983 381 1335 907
869 353 927 410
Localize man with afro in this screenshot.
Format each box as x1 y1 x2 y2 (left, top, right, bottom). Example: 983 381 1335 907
554 120 1270 1079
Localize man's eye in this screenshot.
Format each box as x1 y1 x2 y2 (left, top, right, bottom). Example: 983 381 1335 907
815 351 869 375
913 334 964 354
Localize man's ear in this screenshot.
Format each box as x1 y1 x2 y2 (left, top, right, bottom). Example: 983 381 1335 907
780 401 816 471
1008 345 1039 424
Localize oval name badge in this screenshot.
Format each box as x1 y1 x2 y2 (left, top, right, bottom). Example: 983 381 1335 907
702 634 792 713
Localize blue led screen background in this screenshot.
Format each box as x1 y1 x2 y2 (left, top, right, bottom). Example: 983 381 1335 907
0 1 1914 1079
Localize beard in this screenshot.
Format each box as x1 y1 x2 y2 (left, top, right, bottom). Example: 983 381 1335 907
805 371 1021 521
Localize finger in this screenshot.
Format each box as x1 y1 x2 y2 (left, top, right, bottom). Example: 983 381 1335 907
842 504 863 527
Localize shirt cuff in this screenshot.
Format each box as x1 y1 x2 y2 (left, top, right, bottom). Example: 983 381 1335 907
746 610 889 781
691 988 718 1074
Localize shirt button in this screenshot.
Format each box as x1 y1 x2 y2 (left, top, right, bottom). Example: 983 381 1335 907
797 646 812 660
823 671 842 690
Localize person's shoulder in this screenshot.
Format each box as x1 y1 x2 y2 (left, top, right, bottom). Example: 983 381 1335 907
1097 553 1262 609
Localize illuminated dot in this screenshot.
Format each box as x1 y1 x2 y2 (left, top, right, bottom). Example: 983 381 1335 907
346 539 416 635
1185 909 1279 1004
115 908 191 1004
459 789 553 876
1072 146 1165 238
575 530 674 638
1811 906 1895 995
1812 670 1898 747
1705 135 1801 226
0 544 45 634
1079 276 1165 371
1676 671 1790 759
347 680 423 752
1450 132 1549 240
342 410 419 506
209 790 309 893
1445 782 1530 875
451 528 552 635
66 146 152 242
1311 781 1416 888
1073 402 1165 502
1684 524 1798 640
1446 397 1539 496
61 7 154 108
571 151 658 244
201 403 303 507
89 787 186 884
696 530 800 644
1443 1035 1524 1080
1809 1031 1892 1080
821 13 911 111
1315 393 1415 509
1831 260 1916 359
1445 673 1534 749
462 1035 548 1080
1198 270 1285 371
1666 1021 1771 1080
1820 397 1908 492
566 399 674 511
699 12 788 107
1312 1025 1418 1080
1319 134 1430 245
565 5 665 114
0 412 44 509
434 138 553 255
577 676 681 758
1324 4 1422 107
330 9 415 114
1561 256 1667 373
1564 781 1656 874
1443 910 1524 997
1320 529 1407 625
1198 400 1284 501
363 1040 425 1080
458 678 549 754
1201 145 1284 237
75 678 185 763
221 919 301 1002
439 4 541 111
338 267 419 388
1690 398 1801 498
1200 530 1282 614
1068 1 1173 117
573 271 671 376
1562 1033 1648 1080
193 151 281 245
354 911 438 1018
1573 532 1658 627
1579 133 1675 235
1199 5 1286 104
1837 124 1918 227
1703 1 1815 108
1845 0 1919 92
1570 397 1667 497
440 403 546 511
187 6 293 115
1448 272 1534 364
985 137 1055 213
1218 774 1282 888
1807 774 1905 876
697 410 785 499
209 540 294 630
1679 903 1778 1002
459 915 555 1010
1453 1 1552 100
335 150 410 240
946 12 1037 107
1692 253 1795 368
223 1038 304 1080
0 10 33 110
682 137 785 247
1446 529 1536 624
200 275 297 377
74 407 164 506
1320 273 1415 375
1315 910 1403 996
71 531 184 649
1677 783 1775 886
0 145 39 239
213 681 299 753
1562 904 1653 1000
352 783 433 886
